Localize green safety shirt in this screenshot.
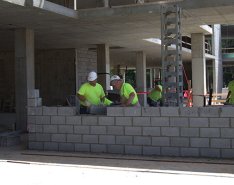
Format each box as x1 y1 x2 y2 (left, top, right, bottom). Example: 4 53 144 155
120 83 138 105
148 85 162 102
228 80 234 104
78 82 108 106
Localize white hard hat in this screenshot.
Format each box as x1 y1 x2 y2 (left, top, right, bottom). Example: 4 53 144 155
87 71 97 81
110 75 120 82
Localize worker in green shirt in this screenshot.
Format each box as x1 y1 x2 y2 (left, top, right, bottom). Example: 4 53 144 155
110 75 140 107
226 75 234 105
77 71 112 114
147 82 162 107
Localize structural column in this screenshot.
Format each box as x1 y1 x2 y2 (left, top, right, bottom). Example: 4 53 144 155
15 28 35 131
97 44 110 91
191 33 206 107
136 51 147 106
212 24 223 94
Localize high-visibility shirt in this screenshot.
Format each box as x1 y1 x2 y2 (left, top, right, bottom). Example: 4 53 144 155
77 82 105 106
120 83 138 105
228 80 234 104
148 85 162 102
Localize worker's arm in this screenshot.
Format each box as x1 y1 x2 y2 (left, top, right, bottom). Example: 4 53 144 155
77 93 86 102
155 85 162 92
125 92 135 106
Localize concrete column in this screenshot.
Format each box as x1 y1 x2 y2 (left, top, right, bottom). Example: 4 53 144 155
136 51 147 106
102 0 109 7
97 44 110 91
15 28 35 131
212 24 223 94
149 68 153 88
191 33 206 107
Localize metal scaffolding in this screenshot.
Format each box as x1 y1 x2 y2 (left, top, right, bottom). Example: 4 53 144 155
161 4 183 107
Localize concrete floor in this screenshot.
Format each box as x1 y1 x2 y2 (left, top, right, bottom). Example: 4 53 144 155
1 145 234 185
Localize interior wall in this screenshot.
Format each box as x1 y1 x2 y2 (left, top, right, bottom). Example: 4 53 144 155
35 49 76 106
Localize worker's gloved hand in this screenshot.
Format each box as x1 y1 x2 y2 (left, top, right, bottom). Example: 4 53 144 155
84 100 91 107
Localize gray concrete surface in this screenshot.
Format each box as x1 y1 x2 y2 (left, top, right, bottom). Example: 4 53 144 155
0 145 234 185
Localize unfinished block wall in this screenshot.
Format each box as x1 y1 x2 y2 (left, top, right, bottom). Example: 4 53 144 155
28 103 234 158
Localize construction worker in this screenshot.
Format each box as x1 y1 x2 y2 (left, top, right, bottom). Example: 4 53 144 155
226 75 234 105
77 71 112 114
110 75 140 107
147 82 162 107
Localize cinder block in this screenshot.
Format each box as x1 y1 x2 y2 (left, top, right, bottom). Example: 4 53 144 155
28 107 42 116
125 145 142 155
181 128 199 137
36 133 51 142
161 127 179 136
75 144 90 152
211 138 231 148
35 125 43 133
142 107 160 117
133 117 150 126
91 144 107 153
161 107 179 117
51 116 65 125
27 98 42 107
143 146 160 156
44 142 58 151
231 118 234 128
209 118 230 128
28 116 36 124
170 137 189 147
98 117 115 126
66 116 81 125
28 142 43 150
189 118 209 127
170 117 189 127
116 136 133 145
51 134 66 142
36 116 50 125
124 107 141 116
27 124 36 133
28 133 36 142
152 137 170 146
221 128 234 138
107 126 124 135
107 145 124 154
200 128 220 137
134 136 151 145
99 135 115 144
59 143 74 152
27 89 39 98
82 116 98 125
143 127 160 136
116 117 132 126
43 106 57 116
180 107 199 117
200 148 220 158
220 107 234 117
67 134 82 143
58 107 76 116
161 147 180 156
125 127 142 136
107 107 124 116
74 126 90 134
180 148 199 157
90 126 106 135
221 149 234 158
83 135 98 144
199 107 220 117
151 117 169 126
43 125 58 133
58 125 73 134
190 138 209 148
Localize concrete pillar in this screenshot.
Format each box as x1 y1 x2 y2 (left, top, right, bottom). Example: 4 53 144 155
15 28 35 131
102 0 109 7
212 24 223 94
136 51 147 106
191 33 206 107
97 44 110 91
149 68 153 88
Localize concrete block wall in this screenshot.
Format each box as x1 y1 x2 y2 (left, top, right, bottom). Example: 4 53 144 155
28 106 234 158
